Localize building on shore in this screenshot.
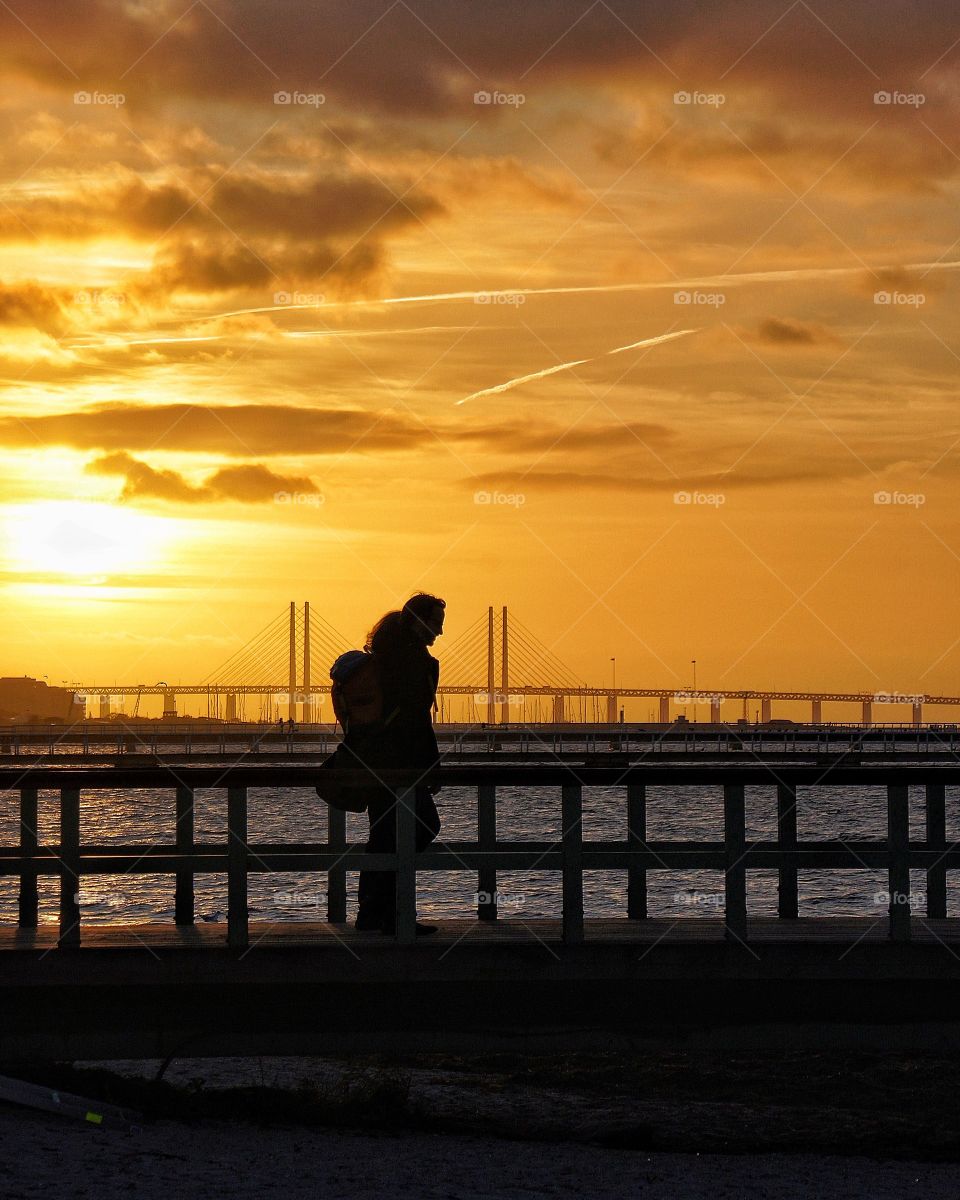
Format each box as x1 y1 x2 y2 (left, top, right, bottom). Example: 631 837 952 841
0 677 85 723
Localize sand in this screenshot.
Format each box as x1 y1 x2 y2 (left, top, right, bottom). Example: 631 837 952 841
0 1104 957 1200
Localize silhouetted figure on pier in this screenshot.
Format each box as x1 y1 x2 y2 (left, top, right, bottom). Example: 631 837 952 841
351 592 445 935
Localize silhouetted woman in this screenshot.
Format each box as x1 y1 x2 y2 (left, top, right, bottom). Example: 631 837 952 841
355 592 445 934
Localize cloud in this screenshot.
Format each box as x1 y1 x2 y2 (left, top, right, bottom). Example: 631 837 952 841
139 238 385 299
0 167 442 309
0 403 425 456
206 462 318 502
2 0 956 121
0 399 678 459
0 281 69 335
85 451 318 503
596 112 960 197
465 419 675 452
466 462 870 494
85 451 201 502
746 317 843 347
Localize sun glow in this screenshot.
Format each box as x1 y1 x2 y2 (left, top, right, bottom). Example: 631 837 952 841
2 501 173 580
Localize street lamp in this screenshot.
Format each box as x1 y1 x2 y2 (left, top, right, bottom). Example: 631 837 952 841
611 657 616 692
691 659 697 723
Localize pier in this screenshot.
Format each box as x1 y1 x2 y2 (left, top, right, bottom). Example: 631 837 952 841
1 761 959 1058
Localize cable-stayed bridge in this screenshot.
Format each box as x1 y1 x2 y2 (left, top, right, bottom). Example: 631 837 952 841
70 603 960 726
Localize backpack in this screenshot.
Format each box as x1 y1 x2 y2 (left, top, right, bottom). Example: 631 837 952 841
330 650 383 732
317 651 388 812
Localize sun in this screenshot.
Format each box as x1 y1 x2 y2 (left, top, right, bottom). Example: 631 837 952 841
3 501 172 580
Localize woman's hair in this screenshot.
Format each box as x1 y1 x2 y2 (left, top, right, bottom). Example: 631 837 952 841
365 592 445 656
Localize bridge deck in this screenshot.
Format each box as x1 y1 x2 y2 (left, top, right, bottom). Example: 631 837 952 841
2 915 959 950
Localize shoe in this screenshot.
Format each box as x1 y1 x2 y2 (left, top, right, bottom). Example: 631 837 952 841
378 919 438 936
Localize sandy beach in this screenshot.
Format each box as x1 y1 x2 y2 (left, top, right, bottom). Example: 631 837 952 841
0 1052 958 1198
0 1104 958 1200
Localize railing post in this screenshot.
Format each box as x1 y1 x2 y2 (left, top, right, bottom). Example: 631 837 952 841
627 783 647 919
723 783 747 941
326 805 347 923
227 785 248 948
776 783 798 919
887 784 910 941
395 784 417 944
925 782 947 919
18 787 39 928
477 783 497 921
58 786 81 948
174 785 194 925
561 782 584 943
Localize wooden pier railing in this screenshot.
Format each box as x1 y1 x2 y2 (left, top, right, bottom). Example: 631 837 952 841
0 764 957 947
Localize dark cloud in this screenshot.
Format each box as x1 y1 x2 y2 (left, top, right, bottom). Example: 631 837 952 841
0 171 441 296
466 461 869 493
1 1 957 119
0 403 425 455
206 462 318 502
459 420 674 452
85 451 202 502
85 450 318 503
0 401 675 457
596 114 960 196
0 281 69 335
138 237 384 297
748 317 843 347
107 171 443 241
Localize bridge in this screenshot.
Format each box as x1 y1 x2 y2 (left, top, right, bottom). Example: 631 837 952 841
68 603 959 727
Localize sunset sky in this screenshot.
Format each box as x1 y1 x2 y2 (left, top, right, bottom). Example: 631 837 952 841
1 0 959 716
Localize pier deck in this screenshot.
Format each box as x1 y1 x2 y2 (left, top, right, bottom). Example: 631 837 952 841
2 915 960 1059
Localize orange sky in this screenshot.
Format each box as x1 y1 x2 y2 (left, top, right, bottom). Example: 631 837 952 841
0 0 958 718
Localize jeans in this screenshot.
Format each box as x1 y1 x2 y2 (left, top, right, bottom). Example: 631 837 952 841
357 783 441 925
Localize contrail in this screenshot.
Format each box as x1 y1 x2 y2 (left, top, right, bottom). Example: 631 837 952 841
454 327 698 406
201 259 960 323
454 356 591 406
